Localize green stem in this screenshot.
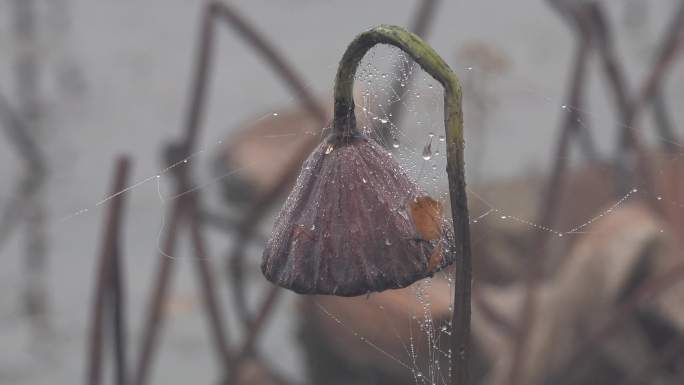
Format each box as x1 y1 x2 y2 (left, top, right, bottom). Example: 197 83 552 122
333 25 471 385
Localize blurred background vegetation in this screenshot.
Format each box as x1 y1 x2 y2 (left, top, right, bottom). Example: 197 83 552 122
1 1 684 385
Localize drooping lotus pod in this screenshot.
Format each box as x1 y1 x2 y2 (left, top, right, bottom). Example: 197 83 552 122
261 132 454 296
261 23 471 381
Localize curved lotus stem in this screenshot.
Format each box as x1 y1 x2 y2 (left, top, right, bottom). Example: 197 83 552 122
332 25 471 385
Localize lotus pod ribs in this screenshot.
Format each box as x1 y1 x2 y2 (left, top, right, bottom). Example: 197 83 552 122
261 132 455 296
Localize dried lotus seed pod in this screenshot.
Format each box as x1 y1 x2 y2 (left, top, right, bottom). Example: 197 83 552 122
261 132 454 296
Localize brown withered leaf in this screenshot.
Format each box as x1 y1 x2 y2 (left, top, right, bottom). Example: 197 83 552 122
410 196 443 241
261 133 455 296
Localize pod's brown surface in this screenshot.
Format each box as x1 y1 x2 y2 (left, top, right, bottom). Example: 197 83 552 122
261 133 454 296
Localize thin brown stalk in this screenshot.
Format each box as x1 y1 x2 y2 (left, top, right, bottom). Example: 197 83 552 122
109 220 128 385
133 200 185 385
210 2 326 124
188 196 233 366
588 2 677 198
86 157 131 385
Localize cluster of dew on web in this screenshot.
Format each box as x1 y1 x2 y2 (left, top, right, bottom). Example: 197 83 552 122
354 45 449 194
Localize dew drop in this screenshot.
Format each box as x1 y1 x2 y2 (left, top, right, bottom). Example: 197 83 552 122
310 225 316 231
392 139 400 149
379 118 389 124
362 177 367 184
325 144 334 154
438 135 445 142
272 112 279 116
561 105 567 109
657 196 663 200
384 238 392 246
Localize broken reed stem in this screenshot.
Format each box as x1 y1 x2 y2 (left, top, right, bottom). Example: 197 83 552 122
333 25 470 385
209 0 329 327
133 191 185 385
136 2 320 384
110 221 128 385
180 1 326 152
187 196 233 368
594 0 684 194
86 157 130 385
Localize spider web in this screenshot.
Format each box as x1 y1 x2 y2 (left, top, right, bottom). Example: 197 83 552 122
45 45 680 385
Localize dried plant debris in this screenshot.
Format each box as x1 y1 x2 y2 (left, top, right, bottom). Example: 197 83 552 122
473 203 684 385
261 133 454 296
